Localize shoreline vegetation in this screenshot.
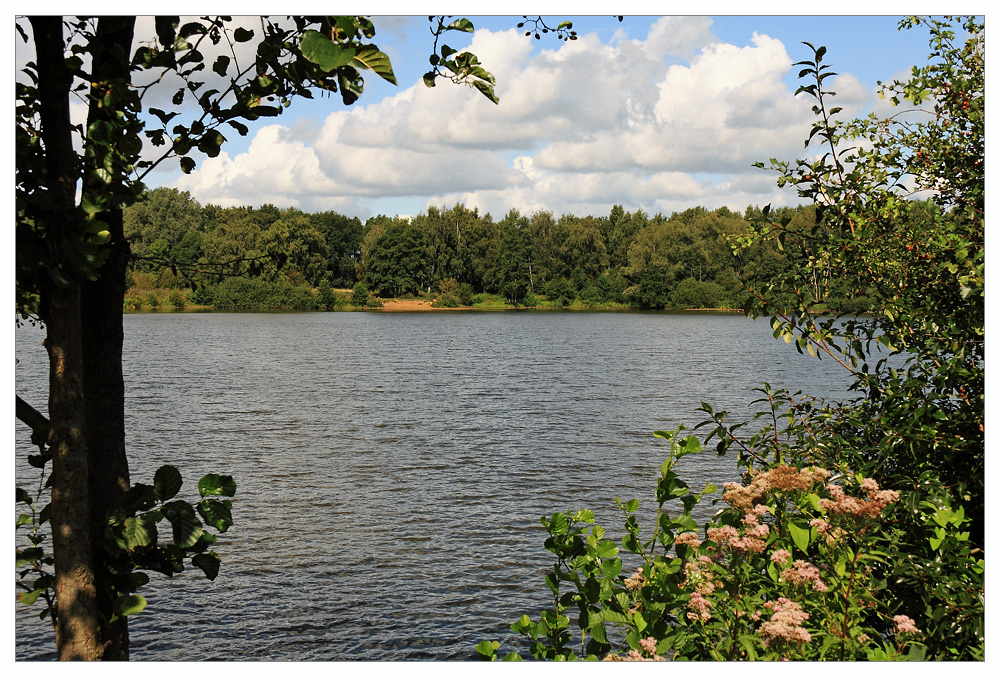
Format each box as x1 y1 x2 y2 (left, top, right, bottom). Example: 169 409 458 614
121 284 748 314
121 281 863 315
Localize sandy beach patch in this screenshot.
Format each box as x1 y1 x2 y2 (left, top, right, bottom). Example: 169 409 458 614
378 298 437 311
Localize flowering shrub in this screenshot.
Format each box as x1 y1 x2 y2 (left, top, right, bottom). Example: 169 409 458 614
477 430 943 661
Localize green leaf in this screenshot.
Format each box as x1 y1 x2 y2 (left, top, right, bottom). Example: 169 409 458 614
198 473 237 497
788 520 811 553
447 18 475 33
164 502 203 548
594 540 619 558
301 31 358 72
548 512 569 535
123 516 155 550
20 589 44 605
192 551 221 580
211 54 230 76
472 79 499 104
116 594 147 617
197 499 234 532
475 640 500 659
153 465 183 502
233 27 253 43
353 45 396 85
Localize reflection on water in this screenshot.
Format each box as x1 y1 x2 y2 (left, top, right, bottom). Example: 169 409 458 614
14 311 852 660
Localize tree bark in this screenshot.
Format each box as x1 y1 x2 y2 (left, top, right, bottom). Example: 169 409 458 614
29 15 103 661
80 16 137 660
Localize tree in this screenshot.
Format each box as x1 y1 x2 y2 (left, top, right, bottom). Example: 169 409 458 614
15 14 507 660
124 187 204 273
309 210 364 287
496 210 531 304
365 219 433 297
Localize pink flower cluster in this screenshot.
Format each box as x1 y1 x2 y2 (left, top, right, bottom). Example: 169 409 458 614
605 638 666 662
758 597 812 649
674 530 702 548
722 466 830 511
779 559 829 592
893 615 919 635
770 549 792 565
682 555 720 597
624 567 646 591
820 478 900 519
707 522 769 555
686 591 712 622
639 637 658 655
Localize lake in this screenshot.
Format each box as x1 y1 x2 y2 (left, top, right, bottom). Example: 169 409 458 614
14 310 855 660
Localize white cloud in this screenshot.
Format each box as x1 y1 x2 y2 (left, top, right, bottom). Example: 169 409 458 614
169 17 835 219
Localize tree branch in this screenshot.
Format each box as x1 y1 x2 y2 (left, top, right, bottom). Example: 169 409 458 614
16 395 50 434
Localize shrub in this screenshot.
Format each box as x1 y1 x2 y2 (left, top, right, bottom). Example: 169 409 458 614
669 278 725 309
479 430 946 662
351 281 370 308
168 289 185 308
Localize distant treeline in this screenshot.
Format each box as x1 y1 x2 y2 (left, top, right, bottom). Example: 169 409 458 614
124 187 933 312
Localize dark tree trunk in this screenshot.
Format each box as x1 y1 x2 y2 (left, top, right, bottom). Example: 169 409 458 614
80 16 137 661
29 15 103 661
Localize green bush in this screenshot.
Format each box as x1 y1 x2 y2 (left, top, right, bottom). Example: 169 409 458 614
669 278 725 309
211 277 318 310
351 281 370 308
168 289 185 308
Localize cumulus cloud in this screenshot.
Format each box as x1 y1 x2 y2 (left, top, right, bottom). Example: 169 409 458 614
166 17 842 219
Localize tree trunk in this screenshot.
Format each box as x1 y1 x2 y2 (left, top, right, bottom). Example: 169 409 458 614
80 16 137 660
29 15 103 661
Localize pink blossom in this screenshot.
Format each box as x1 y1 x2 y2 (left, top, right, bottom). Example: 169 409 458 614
771 549 791 565
758 597 812 649
639 637 658 655
674 531 702 548
624 567 646 591
707 525 739 544
893 615 919 635
779 560 829 592
686 591 712 622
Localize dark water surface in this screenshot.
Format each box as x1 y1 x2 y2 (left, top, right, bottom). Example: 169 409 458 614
14 311 853 660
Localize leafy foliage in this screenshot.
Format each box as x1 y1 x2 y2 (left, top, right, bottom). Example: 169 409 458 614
16 440 237 628
484 15 983 661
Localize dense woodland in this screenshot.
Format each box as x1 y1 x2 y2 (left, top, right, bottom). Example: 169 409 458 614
125 187 928 312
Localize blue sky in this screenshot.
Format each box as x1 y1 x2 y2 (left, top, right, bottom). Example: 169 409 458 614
156 11 944 221
12 9 957 222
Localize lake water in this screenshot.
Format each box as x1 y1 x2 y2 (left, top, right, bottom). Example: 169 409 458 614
14 310 855 660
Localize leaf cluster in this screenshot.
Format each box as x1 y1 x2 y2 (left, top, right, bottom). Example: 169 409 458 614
16 457 237 627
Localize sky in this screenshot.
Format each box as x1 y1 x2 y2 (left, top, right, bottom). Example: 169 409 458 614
92 8 949 222
10 7 974 226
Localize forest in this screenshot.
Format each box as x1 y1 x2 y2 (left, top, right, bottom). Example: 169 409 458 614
122 189 915 313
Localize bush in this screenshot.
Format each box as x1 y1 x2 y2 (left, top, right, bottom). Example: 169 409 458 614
480 430 942 662
351 281 370 308
669 278 725 309
210 277 318 310
189 284 213 306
